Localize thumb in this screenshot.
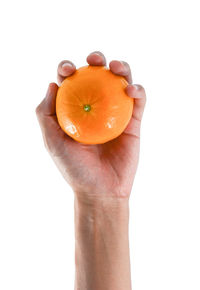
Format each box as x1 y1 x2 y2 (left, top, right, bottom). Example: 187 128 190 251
36 83 58 116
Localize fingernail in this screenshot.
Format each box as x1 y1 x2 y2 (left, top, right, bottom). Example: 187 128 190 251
133 84 139 90
91 52 102 57
62 62 73 68
120 61 128 72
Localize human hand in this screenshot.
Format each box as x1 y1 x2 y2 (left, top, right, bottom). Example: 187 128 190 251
36 51 146 201
36 52 146 289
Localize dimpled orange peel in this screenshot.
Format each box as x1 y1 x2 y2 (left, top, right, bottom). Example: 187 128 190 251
56 65 134 144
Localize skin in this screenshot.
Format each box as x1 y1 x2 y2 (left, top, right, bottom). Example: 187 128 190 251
36 51 146 290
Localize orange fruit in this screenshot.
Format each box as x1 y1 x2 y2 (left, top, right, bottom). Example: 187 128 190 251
56 65 134 144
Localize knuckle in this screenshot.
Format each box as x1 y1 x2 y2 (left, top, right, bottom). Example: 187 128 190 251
35 97 47 117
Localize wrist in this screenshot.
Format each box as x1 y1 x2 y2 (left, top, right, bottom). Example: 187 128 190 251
74 194 130 235
74 190 129 210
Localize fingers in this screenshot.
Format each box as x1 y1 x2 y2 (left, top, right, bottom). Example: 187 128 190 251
36 83 73 155
57 52 106 85
128 84 146 121
86 51 106 66
57 60 76 85
36 83 58 116
109 60 132 84
109 59 145 121
36 83 61 142
123 85 146 138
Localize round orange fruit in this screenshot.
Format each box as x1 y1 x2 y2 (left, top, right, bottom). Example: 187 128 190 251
56 65 134 144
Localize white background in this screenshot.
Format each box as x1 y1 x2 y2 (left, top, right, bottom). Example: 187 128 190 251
0 0 200 289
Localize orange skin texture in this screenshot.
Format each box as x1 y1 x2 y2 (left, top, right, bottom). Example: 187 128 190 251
56 65 134 144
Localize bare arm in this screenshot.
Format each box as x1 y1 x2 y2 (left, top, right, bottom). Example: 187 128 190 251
75 196 131 290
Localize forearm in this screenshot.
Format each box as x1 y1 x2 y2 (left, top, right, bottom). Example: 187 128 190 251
74 195 131 290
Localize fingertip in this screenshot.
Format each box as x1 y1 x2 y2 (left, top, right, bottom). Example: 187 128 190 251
58 60 76 77
46 82 58 97
125 84 146 99
134 84 146 93
36 83 58 121
109 60 122 73
49 82 58 90
125 84 137 98
109 60 128 74
86 51 106 66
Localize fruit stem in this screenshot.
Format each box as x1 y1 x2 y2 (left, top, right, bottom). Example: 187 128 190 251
83 104 91 112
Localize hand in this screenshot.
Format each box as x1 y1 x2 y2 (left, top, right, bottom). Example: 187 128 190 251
36 51 146 200
36 52 146 289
